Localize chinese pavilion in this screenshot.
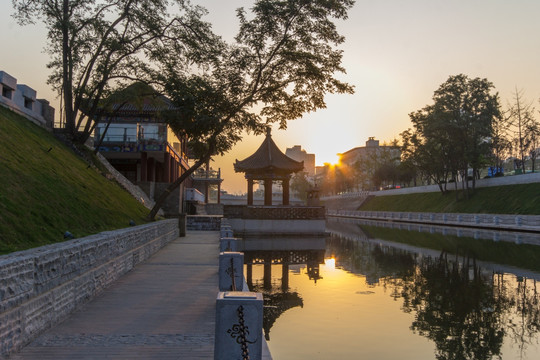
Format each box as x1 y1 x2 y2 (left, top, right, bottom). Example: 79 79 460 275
234 129 304 206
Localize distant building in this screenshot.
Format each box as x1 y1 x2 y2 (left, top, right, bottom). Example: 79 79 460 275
0 70 55 129
338 137 401 191
285 145 315 176
339 137 400 167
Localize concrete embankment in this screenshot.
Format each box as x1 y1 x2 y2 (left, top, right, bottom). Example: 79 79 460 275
327 210 540 233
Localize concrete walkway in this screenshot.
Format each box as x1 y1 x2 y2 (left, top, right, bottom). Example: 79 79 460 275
9 231 219 359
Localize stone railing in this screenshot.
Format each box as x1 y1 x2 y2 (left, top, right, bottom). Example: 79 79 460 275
328 216 540 246
0 220 178 356
215 219 268 360
224 205 325 220
327 210 540 232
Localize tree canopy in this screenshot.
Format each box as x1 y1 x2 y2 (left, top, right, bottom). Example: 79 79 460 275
12 0 218 142
402 74 501 196
145 0 356 219
14 0 356 220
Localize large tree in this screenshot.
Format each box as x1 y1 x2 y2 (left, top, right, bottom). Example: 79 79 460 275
12 0 217 143
404 74 500 197
145 0 355 220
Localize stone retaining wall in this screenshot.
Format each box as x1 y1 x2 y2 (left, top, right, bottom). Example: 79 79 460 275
0 220 178 356
187 215 222 231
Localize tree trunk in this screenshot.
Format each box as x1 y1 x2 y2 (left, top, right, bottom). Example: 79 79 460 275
93 116 111 154
145 153 210 221
62 0 75 138
472 167 477 191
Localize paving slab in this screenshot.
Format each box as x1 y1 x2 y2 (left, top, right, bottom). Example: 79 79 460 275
8 231 219 360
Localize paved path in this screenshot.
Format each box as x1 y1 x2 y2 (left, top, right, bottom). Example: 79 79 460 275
10 231 219 359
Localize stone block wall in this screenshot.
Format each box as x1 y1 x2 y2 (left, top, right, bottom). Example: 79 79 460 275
187 215 222 231
0 220 178 356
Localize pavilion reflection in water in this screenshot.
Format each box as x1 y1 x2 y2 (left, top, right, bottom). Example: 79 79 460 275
240 236 326 339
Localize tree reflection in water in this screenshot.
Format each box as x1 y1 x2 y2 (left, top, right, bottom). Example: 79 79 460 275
327 234 540 360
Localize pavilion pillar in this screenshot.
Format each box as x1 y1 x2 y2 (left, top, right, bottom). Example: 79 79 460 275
264 178 272 206
282 177 290 206
247 178 254 205
141 152 148 182
247 263 253 289
264 258 272 290
281 263 289 292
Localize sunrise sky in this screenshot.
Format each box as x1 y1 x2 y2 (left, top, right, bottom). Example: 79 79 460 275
2 0 540 193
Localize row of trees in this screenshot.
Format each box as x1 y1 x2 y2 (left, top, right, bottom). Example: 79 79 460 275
14 0 356 218
402 74 540 198
314 74 540 197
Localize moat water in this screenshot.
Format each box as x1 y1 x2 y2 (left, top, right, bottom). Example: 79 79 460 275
244 218 540 360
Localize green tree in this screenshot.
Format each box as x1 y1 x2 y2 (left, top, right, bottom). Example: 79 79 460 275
403 109 453 193
490 111 512 171
431 75 500 193
526 120 540 172
145 0 355 219
405 75 500 197
12 0 216 143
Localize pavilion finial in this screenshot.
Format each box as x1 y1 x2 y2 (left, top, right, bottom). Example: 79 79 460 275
266 127 272 137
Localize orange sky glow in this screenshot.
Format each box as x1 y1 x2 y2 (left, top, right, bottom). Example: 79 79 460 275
2 1 540 193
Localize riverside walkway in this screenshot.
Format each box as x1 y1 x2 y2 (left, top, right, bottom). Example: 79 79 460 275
10 231 219 359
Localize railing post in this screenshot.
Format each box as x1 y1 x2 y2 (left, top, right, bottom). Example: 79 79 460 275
220 237 239 252
221 228 234 238
214 291 264 360
219 252 244 292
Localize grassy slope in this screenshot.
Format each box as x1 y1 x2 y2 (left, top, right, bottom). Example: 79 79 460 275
0 106 150 254
359 183 540 215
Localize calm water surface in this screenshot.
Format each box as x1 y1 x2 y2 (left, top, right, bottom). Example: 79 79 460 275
244 219 540 360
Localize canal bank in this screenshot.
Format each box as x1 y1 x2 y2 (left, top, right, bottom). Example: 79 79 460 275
327 210 540 233
7 230 272 359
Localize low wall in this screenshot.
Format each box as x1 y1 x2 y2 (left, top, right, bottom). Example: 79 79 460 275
228 218 326 236
187 215 222 231
328 210 540 233
0 220 178 356
224 205 325 220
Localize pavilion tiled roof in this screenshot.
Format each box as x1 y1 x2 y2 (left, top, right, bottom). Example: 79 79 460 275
234 130 304 173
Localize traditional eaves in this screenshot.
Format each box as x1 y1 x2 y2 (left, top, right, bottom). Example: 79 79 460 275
234 130 304 173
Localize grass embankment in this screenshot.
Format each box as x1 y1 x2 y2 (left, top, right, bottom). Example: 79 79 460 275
0 106 150 254
359 183 540 215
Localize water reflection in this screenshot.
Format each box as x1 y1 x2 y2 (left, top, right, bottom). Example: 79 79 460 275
245 222 540 359
240 237 326 340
